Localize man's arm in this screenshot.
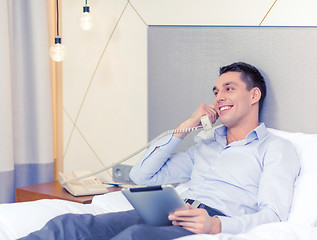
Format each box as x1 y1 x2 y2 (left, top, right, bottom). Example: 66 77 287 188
218 138 301 234
129 134 193 185
170 137 300 235
130 104 218 186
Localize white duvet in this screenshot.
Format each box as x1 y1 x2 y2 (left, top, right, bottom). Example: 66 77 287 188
0 188 316 240
0 129 317 239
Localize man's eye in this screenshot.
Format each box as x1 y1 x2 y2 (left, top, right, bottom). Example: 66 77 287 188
226 87 233 91
213 91 218 96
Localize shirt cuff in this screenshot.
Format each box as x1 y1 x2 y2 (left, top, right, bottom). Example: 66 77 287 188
217 216 241 234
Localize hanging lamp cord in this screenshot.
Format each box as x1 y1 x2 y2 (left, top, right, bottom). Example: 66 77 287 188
56 0 59 37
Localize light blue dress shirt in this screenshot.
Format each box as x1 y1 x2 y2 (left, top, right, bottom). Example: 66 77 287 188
130 123 301 234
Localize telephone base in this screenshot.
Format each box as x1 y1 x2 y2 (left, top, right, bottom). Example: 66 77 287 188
59 171 109 197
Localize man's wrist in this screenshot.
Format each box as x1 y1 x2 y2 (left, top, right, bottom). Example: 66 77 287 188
173 118 199 139
209 216 221 234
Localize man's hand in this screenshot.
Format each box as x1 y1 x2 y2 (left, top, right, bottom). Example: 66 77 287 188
173 104 218 139
168 204 221 234
189 104 218 126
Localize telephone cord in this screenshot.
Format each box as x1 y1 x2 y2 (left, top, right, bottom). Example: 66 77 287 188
61 125 203 184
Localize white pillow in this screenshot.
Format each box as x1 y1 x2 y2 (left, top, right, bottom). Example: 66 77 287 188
287 171 317 226
268 128 317 226
268 128 317 174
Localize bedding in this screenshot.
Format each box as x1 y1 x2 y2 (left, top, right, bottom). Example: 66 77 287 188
0 129 316 240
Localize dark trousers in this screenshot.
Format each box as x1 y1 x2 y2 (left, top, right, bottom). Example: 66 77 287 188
19 210 194 240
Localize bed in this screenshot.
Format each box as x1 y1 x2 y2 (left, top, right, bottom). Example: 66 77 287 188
0 128 316 239
2 26 317 239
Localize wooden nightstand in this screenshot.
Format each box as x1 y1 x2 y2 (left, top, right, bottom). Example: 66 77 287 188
16 181 121 204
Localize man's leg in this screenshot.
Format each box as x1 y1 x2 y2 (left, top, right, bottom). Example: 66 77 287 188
18 210 141 240
112 224 194 240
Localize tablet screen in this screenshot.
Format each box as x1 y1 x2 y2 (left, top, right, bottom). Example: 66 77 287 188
122 185 187 226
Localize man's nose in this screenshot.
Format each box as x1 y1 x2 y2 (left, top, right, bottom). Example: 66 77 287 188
216 91 226 102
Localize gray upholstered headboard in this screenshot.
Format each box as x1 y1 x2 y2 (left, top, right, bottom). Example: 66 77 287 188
148 26 317 149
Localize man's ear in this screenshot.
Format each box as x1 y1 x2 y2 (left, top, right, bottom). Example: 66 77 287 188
250 87 261 105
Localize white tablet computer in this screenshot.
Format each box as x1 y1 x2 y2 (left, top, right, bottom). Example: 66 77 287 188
121 185 187 226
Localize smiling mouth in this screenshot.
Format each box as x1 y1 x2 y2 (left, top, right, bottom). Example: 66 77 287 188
219 105 233 113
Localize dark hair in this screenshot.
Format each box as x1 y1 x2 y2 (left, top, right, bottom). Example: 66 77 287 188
219 62 266 113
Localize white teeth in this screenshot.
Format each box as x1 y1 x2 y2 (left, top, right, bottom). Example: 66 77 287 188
220 106 232 111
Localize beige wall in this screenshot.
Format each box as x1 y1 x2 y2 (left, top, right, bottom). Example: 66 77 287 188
62 0 317 179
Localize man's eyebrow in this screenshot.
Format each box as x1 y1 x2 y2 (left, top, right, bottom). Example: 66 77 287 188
213 81 238 91
223 81 238 86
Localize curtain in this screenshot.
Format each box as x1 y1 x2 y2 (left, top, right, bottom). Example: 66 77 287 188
0 0 54 203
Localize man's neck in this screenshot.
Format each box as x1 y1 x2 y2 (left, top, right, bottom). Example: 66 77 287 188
226 122 259 145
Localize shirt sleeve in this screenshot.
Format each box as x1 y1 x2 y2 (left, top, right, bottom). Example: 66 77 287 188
218 138 301 234
129 134 195 186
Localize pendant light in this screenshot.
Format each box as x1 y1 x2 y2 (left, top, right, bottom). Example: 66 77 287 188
80 0 94 31
50 0 65 62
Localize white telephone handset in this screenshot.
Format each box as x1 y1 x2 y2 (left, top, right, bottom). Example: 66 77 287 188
59 116 214 196
200 115 213 131
59 170 108 196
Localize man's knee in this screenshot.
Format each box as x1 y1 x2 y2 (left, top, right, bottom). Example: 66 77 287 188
43 213 95 238
18 214 89 240
47 213 93 227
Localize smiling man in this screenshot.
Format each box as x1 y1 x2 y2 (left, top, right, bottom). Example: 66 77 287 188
20 62 300 240
130 62 300 237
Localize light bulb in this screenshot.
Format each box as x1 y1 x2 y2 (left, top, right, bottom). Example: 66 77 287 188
49 37 65 62
80 6 94 31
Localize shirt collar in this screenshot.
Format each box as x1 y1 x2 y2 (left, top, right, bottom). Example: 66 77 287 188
214 123 268 147
252 123 268 140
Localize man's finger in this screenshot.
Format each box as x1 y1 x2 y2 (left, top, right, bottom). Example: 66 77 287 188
174 209 201 217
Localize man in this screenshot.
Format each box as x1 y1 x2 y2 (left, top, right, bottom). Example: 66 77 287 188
20 62 300 239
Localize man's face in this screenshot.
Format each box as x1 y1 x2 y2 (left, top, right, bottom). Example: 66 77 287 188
212 72 256 128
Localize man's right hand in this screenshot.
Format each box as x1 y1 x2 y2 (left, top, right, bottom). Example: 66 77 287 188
169 203 222 234
173 104 218 139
